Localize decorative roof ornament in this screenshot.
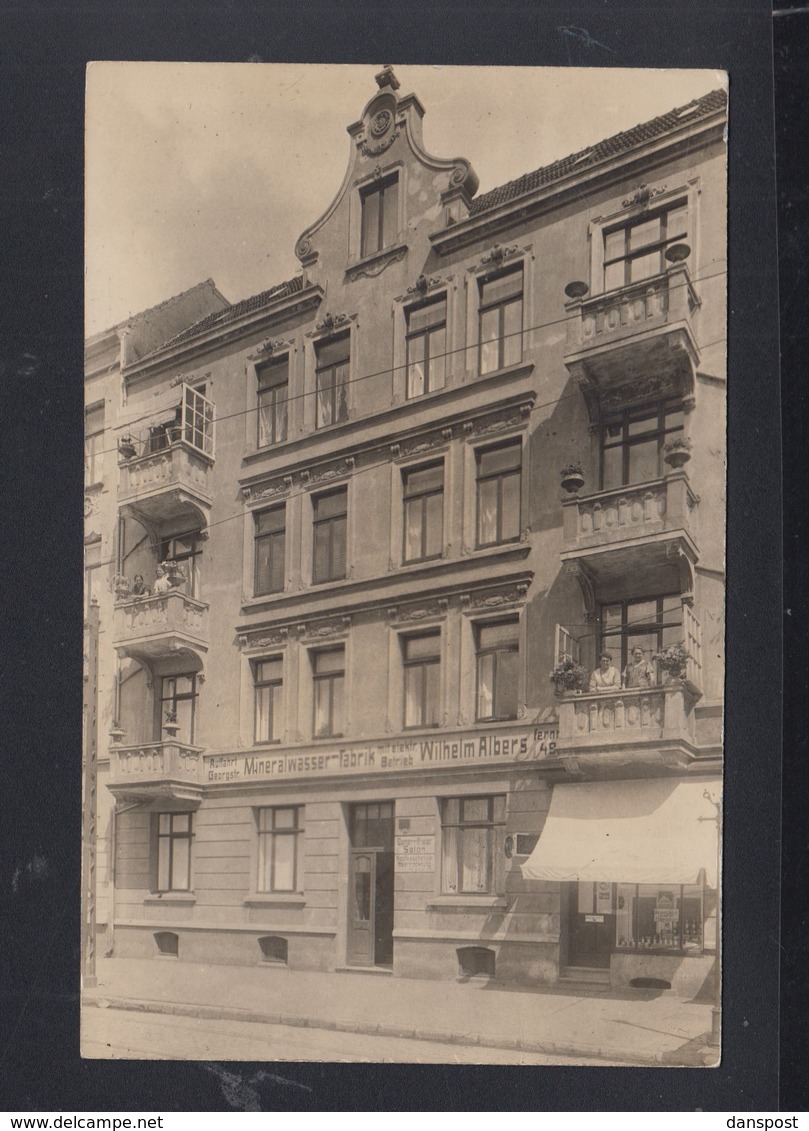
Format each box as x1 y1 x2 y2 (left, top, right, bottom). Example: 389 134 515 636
407 274 445 297
480 243 521 269
315 311 350 334
622 183 667 210
375 65 400 91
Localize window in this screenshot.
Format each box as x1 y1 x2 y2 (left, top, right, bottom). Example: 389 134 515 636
254 506 286 596
360 174 399 257
406 297 446 397
312 648 345 737
159 532 202 598
181 384 215 455
441 795 506 894
315 336 349 428
403 632 441 729
254 658 283 743
85 403 105 484
312 488 347 584
476 441 521 547
257 357 289 447
599 594 682 674
160 674 198 744
603 198 688 290
403 462 443 562
350 801 394 848
600 399 684 489
156 813 194 892
476 620 519 721
479 266 523 375
615 883 706 953
257 807 301 892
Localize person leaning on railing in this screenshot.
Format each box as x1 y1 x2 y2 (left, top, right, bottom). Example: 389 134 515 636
589 652 621 692
623 646 656 689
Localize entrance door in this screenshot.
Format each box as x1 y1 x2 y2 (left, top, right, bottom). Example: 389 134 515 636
347 803 394 967
567 881 615 969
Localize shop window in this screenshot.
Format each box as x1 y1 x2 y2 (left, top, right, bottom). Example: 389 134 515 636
478 265 523 375
403 462 443 562
402 632 441 729
253 658 283 744
600 399 684 489
603 197 688 290
257 808 301 893
160 674 198 745
360 173 399 257
156 814 194 892
84 402 105 485
258 935 289 964
257 356 289 447
476 441 521 547
615 882 705 953
406 296 447 397
312 647 345 738
154 931 179 957
312 488 347 584
159 532 202 598
441 795 506 895
315 335 349 429
457 946 496 978
475 620 519 722
254 506 286 596
599 594 681 677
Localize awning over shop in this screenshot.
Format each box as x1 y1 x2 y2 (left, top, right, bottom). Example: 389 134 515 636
521 777 721 887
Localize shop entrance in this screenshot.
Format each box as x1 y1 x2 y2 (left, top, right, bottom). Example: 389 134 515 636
347 802 394 967
566 881 615 970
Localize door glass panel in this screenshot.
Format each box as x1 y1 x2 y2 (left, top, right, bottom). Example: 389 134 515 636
354 858 372 921
462 798 489 822
578 880 595 914
628 438 660 483
616 883 636 947
602 444 623 489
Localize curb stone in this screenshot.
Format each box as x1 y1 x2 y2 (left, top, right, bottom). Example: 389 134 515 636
83 993 701 1065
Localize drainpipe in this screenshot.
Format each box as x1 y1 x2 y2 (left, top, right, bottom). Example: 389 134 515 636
105 800 141 957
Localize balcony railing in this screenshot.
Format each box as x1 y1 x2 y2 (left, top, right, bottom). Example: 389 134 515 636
556 683 697 756
118 441 213 508
109 741 204 796
113 591 209 660
561 472 698 556
565 265 699 356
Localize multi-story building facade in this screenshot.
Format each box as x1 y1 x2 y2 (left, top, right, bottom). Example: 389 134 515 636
85 68 725 994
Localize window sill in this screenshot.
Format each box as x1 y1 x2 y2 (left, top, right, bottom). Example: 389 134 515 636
473 360 534 385
243 894 306 907
427 895 508 911
144 893 197 905
346 242 408 282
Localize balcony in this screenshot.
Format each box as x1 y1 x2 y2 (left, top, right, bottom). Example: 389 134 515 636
108 740 204 802
549 684 701 779
118 385 214 530
563 265 700 412
113 591 209 664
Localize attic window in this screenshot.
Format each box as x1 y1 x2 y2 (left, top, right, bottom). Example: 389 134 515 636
361 174 399 257
675 104 699 119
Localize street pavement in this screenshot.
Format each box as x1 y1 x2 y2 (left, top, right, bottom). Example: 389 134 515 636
82 957 718 1066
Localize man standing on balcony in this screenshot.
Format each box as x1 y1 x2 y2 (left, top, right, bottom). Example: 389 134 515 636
589 652 621 692
623 646 656 689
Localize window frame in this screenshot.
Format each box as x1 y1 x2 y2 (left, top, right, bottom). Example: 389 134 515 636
155 812 194 893
405 295 447 399
475 618 520 723
477 264 523 376
311 646 346 738
475 440 522 549
312 487 348 585
314 335 350 430
159 673 198 745
602 196 689 291
256 806 302 893
253 656 284 745
159 531 203 599
360 173 399 258
599 398 685 490
402 631 441 730
253 504 286 597
85 401 105 485
598 592 682 674
256 355 289 448
402 460 444 564
441 794 506 895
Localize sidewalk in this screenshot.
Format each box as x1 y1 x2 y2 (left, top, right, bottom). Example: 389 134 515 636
83 958 718 1066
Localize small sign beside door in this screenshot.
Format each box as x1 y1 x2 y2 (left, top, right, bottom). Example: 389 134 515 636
395 834 435 872
584 914 605 923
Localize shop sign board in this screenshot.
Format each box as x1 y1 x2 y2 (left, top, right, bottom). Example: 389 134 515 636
395 835 435 872
204 725 559 785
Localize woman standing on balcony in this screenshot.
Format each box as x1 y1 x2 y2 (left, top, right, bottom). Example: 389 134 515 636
589 652 621 692
623 646 656 689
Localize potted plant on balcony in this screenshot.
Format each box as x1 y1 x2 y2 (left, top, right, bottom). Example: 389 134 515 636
108 721 126 746
550 657 590 695
652 641 692 681
560 463 585 494
118 434 137 460
108 573 132 602
663 436 692 469
164 710 181 738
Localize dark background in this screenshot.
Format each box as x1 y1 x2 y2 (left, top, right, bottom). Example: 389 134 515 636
0 0 789 1112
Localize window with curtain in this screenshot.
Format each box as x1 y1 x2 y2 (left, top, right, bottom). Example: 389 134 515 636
403 632 441 729
312 489 347 584
315 335 349 429
360 174 399 257
156 812 194 892
159 532 202 598
257 356 289 447
312 648 345 737
478 265 523 375
403 462 444 562
254 506 286 596
254 657 283 743
475 620 519 721
406 296 447 398
84 402 105 484
441 796 506 894
476 441 521 547
257 807 302 892
160 674 198 744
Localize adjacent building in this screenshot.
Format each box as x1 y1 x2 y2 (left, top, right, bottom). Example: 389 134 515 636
85 69 726 995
